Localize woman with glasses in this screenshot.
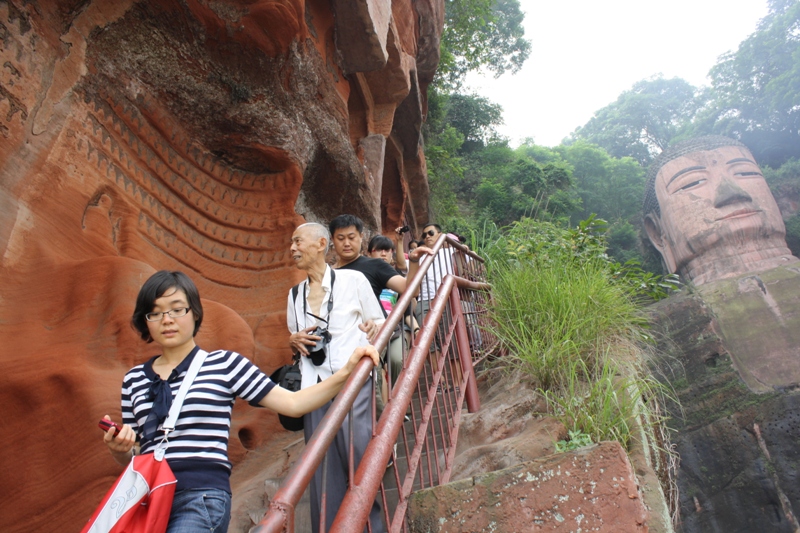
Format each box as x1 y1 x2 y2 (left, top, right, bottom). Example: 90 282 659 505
100 270 379 533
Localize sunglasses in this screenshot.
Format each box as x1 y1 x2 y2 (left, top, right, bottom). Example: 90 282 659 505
423 230 437 237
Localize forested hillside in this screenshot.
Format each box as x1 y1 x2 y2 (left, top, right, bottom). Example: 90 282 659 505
428 0 800 270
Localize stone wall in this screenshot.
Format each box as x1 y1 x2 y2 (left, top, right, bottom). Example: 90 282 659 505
0 1 441 530
648 289 800 532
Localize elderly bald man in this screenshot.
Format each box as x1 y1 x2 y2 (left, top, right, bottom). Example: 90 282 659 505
287 222 386 533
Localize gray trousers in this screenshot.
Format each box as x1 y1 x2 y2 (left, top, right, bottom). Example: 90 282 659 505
303 377 385 533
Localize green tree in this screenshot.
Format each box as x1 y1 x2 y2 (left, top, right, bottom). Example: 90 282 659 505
446 93 504 152
469 144 579 226
547 141 646 264
764 157 800 255
439 0 531 89
424 0 532 228
570 76 699 166
691 0 800 167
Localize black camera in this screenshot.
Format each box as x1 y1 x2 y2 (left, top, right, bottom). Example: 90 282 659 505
308 326 332 366
398 225 410 234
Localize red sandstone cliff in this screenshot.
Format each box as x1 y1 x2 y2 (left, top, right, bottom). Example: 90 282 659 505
0 1 442 530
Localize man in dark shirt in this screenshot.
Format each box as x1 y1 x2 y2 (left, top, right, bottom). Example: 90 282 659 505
328 214 430 300
328 215 431 422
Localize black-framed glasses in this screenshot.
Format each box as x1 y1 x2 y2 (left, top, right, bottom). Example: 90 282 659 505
423 230 437 237
145 307 191 321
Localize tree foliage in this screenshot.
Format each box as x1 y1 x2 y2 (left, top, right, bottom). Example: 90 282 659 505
438 0 531 89
570 1 800 169
446 93 504 151
570 76 699 166
556 141 646 225
690 0 800 167
471 147 579 226
763 157 800 255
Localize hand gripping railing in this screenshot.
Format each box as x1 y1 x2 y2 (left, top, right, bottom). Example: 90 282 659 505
254 235 494 532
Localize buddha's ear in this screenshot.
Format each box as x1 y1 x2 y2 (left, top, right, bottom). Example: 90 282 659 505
644 213 677 273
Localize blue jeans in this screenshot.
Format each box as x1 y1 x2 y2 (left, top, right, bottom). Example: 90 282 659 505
167 489 231 533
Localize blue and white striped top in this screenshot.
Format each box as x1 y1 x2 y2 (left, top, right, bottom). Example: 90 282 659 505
121 346 275 492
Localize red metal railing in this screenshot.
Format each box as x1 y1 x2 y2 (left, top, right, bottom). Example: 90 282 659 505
254 235 495 532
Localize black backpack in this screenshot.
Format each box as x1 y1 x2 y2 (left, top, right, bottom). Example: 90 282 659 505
269 353 303 431
270 283 304 431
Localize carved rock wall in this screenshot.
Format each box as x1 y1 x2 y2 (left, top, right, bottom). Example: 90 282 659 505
648 290 800 533
0 1 441 530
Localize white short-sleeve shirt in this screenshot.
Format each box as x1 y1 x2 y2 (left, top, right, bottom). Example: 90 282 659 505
287 265 384 389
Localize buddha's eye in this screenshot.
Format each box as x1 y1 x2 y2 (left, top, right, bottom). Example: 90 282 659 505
735 171 762 177
678 178 706 191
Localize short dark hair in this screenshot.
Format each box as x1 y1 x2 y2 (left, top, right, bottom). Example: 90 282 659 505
368 235 394 252
329 214 364 236
131 271 204 342
643 135 747 218
422 223 442 233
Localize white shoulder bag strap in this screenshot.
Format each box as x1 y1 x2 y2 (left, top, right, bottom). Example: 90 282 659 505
154 349 209 461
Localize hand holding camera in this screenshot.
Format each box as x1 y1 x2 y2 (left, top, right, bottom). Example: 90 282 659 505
306 326 331 366
290 326 325 357
395 226 410 235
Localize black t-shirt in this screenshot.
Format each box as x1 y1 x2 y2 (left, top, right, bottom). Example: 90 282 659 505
337 255 401 303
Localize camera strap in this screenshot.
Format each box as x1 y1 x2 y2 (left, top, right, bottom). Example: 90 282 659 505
302 268 335 326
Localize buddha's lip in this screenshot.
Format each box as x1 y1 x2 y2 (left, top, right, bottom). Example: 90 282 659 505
717 208 761 221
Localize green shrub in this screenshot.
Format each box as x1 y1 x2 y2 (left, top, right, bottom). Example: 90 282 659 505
542 353 671 449
784 214 800 257
555 430 593 452
481 216 677 454
488 256 644 391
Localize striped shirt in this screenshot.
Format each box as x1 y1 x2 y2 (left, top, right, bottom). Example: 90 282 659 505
121 347 275 492
420 246 456 301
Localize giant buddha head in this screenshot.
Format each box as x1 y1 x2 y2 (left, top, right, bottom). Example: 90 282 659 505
643 136 797 285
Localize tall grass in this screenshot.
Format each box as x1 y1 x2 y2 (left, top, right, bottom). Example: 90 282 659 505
479 216 680 524
489 257 645 392
481 217 677 455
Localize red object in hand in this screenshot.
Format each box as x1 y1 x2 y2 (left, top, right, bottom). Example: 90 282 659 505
98 419 122 436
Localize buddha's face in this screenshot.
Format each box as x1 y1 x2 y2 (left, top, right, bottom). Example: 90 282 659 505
646 145 787 277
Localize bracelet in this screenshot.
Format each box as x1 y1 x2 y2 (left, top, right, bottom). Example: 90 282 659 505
408 257 419 263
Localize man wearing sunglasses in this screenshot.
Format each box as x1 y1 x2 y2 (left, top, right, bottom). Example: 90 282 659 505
417 223 455 316
415 223 468 385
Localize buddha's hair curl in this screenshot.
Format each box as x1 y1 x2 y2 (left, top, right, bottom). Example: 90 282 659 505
643 135 747 217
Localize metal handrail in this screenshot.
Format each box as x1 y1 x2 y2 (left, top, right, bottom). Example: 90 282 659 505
330 274 489 532
254 234 492 532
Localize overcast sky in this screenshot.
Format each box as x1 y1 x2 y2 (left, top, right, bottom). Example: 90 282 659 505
465 0 770 147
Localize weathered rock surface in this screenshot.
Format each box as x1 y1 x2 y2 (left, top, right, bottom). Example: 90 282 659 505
408 441 649 533
695 265 800 392
451 370 567 481
0 1 441 530
647 288 800 533
443 370 672 533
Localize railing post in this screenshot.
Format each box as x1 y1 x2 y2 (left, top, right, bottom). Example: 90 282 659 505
257 233 494 532
450 284 480 413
